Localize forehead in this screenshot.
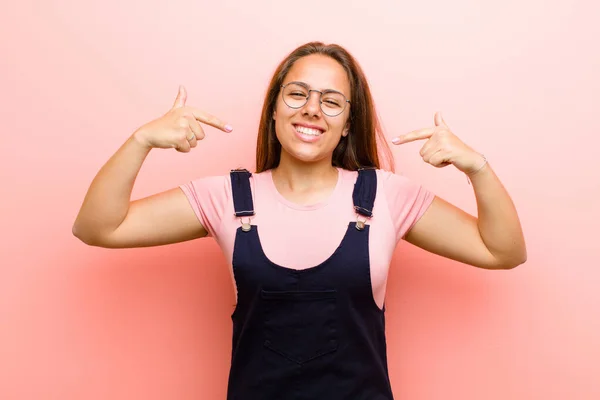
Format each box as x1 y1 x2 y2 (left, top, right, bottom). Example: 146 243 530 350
284 54 350 95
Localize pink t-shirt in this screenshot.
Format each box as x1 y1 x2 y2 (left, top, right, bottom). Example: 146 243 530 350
180 168 434 310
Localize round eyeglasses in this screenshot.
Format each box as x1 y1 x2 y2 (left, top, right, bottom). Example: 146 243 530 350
281 82 350 117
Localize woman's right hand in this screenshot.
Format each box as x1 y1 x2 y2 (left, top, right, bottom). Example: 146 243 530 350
133 85 233 152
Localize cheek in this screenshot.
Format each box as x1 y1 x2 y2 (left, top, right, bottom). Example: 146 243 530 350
274 99 291 118
328 118 347 135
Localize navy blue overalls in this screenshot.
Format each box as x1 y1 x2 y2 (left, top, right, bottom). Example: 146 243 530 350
226 168 394 400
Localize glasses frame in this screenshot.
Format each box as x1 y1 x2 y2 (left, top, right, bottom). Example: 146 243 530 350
280 81 351 117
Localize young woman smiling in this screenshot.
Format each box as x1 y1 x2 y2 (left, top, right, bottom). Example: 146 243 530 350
73 42 526 399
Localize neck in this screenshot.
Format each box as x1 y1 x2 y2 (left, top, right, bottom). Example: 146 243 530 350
272 153 338 192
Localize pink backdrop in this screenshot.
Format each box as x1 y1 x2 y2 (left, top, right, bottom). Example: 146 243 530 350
1 0 599 399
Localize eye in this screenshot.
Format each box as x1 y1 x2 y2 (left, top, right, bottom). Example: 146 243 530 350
322 93 344 108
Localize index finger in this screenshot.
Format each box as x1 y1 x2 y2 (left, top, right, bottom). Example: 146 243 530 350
392 127 436 145
188 107 233 133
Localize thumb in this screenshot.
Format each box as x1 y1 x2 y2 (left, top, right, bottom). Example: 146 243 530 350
172 85 187 109
434 111 448 128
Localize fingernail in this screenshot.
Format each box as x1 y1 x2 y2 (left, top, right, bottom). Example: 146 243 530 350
225 124 233 132
392 137 401 144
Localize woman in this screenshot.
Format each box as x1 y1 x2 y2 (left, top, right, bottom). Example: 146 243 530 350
73 42 526 399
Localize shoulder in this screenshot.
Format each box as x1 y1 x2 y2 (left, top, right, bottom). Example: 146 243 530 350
183 173 230 196
374 169 434 214
185 168 270 191
375 169 416 187
371 169 435 240
335 168 420 192
374 169 432 199
337 168 417 182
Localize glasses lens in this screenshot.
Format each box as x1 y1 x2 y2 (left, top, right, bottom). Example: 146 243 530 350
282 83 348 116
282 83 309 109
321 91 346 116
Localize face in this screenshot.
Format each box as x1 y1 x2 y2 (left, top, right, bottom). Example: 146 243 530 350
273 54 351 165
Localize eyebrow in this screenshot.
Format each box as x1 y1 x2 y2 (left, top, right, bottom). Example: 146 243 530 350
287 81 348 96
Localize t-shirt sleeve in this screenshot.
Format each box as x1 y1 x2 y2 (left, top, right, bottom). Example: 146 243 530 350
179 174 231 239
380 170 435 242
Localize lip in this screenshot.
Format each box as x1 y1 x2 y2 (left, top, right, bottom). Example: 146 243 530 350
293 122 325 133
292 123 325 143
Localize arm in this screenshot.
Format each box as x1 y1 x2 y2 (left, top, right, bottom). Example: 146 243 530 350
72 86 232 248
393 112 526 270
405 163 526 269
72 134 208 248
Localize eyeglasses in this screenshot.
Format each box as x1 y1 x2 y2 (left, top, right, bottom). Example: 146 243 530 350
280 81 350 117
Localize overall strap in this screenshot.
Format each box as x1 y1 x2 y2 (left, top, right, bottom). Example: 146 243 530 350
230 169 255 217
352 168 377 230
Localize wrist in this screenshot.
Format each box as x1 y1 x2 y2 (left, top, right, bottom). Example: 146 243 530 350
465 154 487 177
131 129 153 151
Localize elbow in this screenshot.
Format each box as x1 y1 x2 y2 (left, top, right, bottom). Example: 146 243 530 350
72 221 102 247
72 221 83 240
72 216 121 248
488 238 527 270
72 222 92 245
496 250 527 270
511 245 528 268
499 258 526 270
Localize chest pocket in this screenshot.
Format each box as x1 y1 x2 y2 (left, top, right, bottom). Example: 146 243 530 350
261 289 338 364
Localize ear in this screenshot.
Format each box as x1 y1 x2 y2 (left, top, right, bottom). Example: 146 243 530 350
273 110 277 120
342 121 350 137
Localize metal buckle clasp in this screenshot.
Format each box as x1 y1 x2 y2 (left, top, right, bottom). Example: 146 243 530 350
355 214 368 231
240 217 252 232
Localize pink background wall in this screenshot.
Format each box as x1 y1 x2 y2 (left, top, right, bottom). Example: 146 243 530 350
1 0 598 398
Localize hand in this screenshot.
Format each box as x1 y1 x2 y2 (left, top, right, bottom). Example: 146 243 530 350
391 112 485 175
133 86 233 153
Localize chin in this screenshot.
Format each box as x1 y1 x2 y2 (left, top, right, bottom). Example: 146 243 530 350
280 145 328 164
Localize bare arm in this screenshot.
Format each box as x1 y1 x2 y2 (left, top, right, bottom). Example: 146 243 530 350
72 134 207 248
393 112 526 270
72 86 232 248
405 163 526 269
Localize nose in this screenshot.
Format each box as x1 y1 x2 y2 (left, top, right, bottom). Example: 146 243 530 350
302 90 322 117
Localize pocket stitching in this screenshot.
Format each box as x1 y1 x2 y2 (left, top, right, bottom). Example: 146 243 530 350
262 289 338 365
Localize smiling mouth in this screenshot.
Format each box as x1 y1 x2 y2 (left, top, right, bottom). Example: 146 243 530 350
294 124 324 136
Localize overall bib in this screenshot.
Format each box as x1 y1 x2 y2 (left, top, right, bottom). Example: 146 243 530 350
226 168 394 400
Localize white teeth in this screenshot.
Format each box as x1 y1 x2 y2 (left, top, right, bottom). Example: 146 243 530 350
295 125 322 136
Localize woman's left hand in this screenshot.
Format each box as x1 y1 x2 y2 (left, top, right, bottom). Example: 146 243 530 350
392 112 485 175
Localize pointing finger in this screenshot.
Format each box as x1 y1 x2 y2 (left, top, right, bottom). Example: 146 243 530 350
188 107 233 133
392 127 436 145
